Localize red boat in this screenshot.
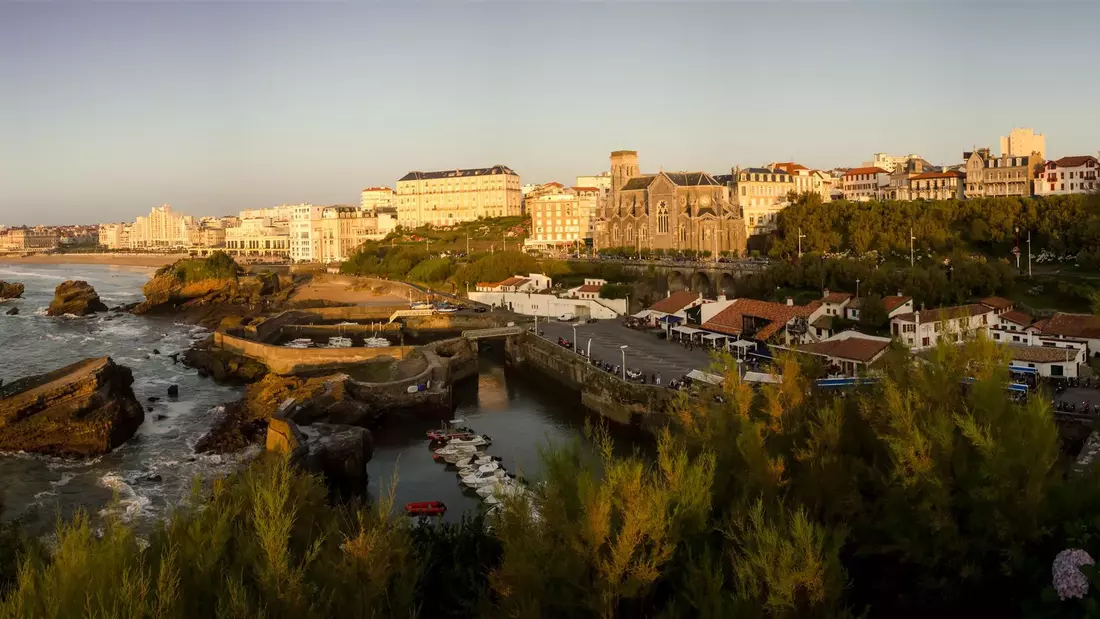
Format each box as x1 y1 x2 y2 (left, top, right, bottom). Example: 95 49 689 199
405 501 447 517
427 431 476 442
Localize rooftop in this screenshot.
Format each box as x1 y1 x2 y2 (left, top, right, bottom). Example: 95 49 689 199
844 166 889 177
703 298 818 341
576 284 602 294
399 165 517 182
1051 155 1098 168
911 171 964 180
980 296 1015 310
999 310 1032 327
1005 344 1079 364
798 337 891 363
648 290 701 315
822 291 853 304
1032 312 1100 339
892 304 992 323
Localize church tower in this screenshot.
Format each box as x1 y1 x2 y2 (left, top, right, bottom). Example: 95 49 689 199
609 150 639 193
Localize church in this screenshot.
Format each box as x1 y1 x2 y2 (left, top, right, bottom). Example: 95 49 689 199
594 151 747 256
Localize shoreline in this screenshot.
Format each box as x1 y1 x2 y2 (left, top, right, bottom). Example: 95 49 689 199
0 253 187 268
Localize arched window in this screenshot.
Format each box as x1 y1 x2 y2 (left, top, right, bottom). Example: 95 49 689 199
612 225 619 241
657 201 669 234
678 224 687 244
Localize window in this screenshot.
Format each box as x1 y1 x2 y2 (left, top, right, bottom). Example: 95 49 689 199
657 201 669 234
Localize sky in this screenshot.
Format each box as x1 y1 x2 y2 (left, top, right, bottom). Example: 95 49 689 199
2 1 1098 226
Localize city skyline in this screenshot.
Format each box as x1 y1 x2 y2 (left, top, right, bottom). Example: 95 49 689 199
3 2 1100 226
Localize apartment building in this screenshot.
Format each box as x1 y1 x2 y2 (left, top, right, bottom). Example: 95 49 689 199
861 153 923 174
1001 127 1045 158
906 170 966 200
963 148 1043 198
224 218 290 258
192 225 226 249
728 167 794 236
890 304 993 350
0 227 60 251
318 206 372 263
524 186 600 249
238 205 294 223
360 187 396 215
575 172 613 197
1034 155 1099 196
98 223 131 250
396 165 521 228
841 167 889 201
289 204 325 262
129 205 196 249
771 163 834 202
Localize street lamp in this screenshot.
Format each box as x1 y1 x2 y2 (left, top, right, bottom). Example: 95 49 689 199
856 278 860 299
620 345 628 380
909 227 916 267
797 227 806 258
572 323 578 352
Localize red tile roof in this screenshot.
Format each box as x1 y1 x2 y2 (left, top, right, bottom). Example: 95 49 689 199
1005 344 1080 363
911 171 964 180
979 296 1014 310
772 162 808 174
570 186 600 192
702 299 813 341
999 310 1032 326
822 291 853 304
1052 155 1098 168
882 296 912 312
843 166 888 177
495 276 529 288
798 337 891 363
892 304 992 323
576 284 602 293
648 291 701 314
1032 312 1100 339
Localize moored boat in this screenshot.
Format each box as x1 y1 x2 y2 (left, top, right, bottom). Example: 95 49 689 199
404 501 447 517
461 468 507 488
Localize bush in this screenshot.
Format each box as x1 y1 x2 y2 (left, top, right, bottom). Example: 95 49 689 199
598 283 631 299
166 251 241 283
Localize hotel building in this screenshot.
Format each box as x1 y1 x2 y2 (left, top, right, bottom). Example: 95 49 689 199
129 205 197 249
1034 156 1099 196
524 186 600 249
318 206 373 263
225 218 291 258
396 165 521 228
841 167 890 201
289 204 325 262
963 148 1044 198
360 187 396 215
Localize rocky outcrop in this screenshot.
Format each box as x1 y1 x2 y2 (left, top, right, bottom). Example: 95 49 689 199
5 307 17 316
183 337 267 384
47 281 108 316
267 416 372 495
0 281 23 300
0 357 145 456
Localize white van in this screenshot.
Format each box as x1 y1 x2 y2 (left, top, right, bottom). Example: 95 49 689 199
557 313 575 322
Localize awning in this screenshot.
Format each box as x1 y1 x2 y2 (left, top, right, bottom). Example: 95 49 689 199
743 371 782 384
728 340 755 349
702 333 726 341
672 326 702 335
632 310 654 319
659 315 682 324
1008 365 1039 375
686 369 725 385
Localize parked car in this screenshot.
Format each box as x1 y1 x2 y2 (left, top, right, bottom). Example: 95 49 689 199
473 307 487 313
557 313 575 322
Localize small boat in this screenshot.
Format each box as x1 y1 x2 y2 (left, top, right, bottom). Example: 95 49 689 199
327 336 353 348
447 435 490 448
454 454 501 467
335 321 358 326
284 338 314 349
434 307 458 313
457 461 502 478
404 501 446 517
411 302 433 310
461 469 507 488
434 445 479 463
364 337 391 348
427 419 476 442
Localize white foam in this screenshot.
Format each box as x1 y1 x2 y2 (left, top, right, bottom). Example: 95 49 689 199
97 472 152 523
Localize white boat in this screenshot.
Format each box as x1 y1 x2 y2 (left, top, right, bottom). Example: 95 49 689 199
335 321 358 326
411 302 433 310
363 337 391 348
455 454 500 468
436 446 480 464
476 478 521 499
457 461 502 478
434 444 478 458
284 338 314 349
461 469 507 488
327 336 353 348
447 435 490 448
435 307 458 313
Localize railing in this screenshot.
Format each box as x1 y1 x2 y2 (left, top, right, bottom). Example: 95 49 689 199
462 326 525 339
388 308 436 323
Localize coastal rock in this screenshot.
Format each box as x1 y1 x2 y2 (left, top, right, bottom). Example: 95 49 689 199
46 281 108 316
0 281 24 300
266 416 372 494
0 357 145 457
5 307 18 316
167 384 179 397
194 373 330 454
183 337 267 385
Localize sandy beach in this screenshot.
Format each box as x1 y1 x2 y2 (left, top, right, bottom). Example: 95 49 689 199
0 253 187 268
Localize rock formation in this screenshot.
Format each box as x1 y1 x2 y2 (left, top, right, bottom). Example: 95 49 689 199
0 357 145 456
266 416 373 494
47 281 108 316
183 337 267 384
0 281 24 300
5 307 17 316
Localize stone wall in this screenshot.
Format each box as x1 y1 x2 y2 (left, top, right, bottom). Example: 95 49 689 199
213 330 415 375
403 312 510 334
506 331 675 429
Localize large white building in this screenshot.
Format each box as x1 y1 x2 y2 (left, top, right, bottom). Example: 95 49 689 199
890 304 993 350
238 205 294 222
396 165 521 228
360 187 396 215
861 153 923 174
224 218 290 258
129 205 196 249
524 186 600 249
841 167 890 201
289 204 325 262
575 172 613 197
98 223 131 250
1034 156 1099 196
1001 127 1045 158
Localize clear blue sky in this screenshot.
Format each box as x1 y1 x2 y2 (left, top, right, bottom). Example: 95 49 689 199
2 2 1098 225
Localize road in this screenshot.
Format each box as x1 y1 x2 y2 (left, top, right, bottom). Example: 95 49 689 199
535 318 715 382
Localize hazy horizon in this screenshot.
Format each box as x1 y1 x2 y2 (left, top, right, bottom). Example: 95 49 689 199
2 1 1099 226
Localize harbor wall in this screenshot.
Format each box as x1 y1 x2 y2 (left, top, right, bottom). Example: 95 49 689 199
505 331 675 429
212 330 415 375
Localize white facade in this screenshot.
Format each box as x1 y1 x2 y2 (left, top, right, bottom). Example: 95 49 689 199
98 223 130 250
129 205 197 249
360 187 396 214
861 153 922 174
1034 156 1099 196
225 218 290 257
1000 127 1045 158
575 172 612 196
841 168 890 201
239 205 294 222
890 304 993 350
466 291 626 319
289 204 324 263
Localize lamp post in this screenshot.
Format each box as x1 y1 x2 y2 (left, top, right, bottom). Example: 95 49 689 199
1027 230 1033 277
797 227 806 258
572 324 578 351
620 345 628 380
856 278 860 299
466 233 470 256
909 227 916 267
587 338 592 359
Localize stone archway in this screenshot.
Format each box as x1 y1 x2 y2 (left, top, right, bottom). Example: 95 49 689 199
668 271 688 292
690 272 712 297
718 273 737 297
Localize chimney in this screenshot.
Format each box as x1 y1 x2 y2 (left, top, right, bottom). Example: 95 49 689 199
786 297 794 306
717 294 727 302
667 290 672 298
897 290 902 297
823 288 830 299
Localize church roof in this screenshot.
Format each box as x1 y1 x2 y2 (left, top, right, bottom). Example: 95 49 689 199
619 175 657 191
664 172 722 186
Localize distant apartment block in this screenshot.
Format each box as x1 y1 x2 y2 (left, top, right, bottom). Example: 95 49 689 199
396 165 521 228
905 170 966 200
318 206 373 263
727 167 794 236
225 218 290 258
963 148 1044 198
238 205 294 223
1001 127 1045 158
524 185 600 249
1034 156 1099 196
575 172 613 197
98 223 131 250
841 167 889 201
861 152 923 174
770 162 834 203
289 204 325 262
0 227 60 252
360 187 396 215
129 205 196 249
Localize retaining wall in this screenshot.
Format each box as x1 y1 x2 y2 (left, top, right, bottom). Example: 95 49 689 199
506 331 675 429
213 330 415 375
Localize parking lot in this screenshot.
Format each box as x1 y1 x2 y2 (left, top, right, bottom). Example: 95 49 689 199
536 318 717 382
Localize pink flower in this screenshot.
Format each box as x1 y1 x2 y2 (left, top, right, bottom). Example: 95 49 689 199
1053 548 1095 601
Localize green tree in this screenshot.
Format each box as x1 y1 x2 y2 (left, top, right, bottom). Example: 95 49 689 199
858 294 888 330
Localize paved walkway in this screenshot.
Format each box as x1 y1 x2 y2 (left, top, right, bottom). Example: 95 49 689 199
536 319 716 382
